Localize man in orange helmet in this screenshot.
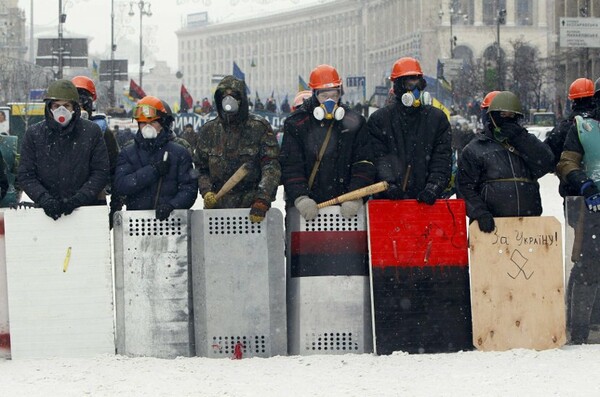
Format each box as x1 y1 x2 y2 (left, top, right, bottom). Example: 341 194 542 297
280 64 376 220
72 76 120 207
113 95 197 221
368 57 451 204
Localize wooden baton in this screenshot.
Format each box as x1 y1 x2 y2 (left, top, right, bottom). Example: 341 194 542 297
214 163 251 201
317 181 389 209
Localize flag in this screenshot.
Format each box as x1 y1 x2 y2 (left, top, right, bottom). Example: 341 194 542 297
92 60 99 80
180 84 193 112
128 79 146 101
298 75 309 91
436 60 444 80
233 61 251 94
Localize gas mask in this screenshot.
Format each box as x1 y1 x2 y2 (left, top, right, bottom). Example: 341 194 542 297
141 124 158 139
222 95 239 114
51 106 73 127
313 98 345 121
400 88 432 108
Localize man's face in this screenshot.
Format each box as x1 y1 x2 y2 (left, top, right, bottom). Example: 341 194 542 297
50 100 74 111
316 88 341 104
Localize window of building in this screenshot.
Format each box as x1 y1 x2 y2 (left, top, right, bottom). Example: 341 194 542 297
483 0 506 25
516 0 533 25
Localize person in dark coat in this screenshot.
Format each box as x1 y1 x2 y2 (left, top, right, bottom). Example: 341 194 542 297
113 96 197 221
280 64 376 220
17 79 109 220
368 57 452 204
457 91 554 232
193 75 280 223
545 78 596 200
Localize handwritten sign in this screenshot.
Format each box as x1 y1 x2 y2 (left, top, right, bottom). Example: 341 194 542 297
469 216 565 351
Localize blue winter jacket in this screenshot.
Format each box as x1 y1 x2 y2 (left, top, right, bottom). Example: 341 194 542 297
113 129 198 210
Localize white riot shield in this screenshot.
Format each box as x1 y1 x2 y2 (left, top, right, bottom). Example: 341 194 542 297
4 206 114 359
113 210 194 358
191 208 286 358
286 206 373 355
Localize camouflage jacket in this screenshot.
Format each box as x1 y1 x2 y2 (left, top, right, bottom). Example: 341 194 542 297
194 75 281 208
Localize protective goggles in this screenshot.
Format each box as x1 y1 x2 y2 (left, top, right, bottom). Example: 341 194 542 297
133 104 160 122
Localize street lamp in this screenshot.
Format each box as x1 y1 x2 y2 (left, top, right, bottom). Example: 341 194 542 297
129 1 152 90
496 7 506 89
438 4 465 59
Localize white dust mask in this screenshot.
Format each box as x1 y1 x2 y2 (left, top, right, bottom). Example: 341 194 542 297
51 106 73 126
141 124 158 139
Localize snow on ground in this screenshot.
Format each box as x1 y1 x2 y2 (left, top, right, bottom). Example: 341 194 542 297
2 175 600 397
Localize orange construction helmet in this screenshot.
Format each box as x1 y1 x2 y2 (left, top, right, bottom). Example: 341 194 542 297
133 95 172 123
390 57 423 81
480 91 501 109
568 78 594 100
71 76 97 100
308 64 342 90
292 90 312 111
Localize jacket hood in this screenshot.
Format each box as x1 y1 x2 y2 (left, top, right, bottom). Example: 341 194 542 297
214 75 249 124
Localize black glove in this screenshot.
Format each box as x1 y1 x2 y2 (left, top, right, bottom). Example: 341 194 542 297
109 196 124 230
477 213 495 233
38 194 62 220
61 194 84 216
155 203 174 221
416 187 437 205
386 183 403 200
500 122 526 139
249 198 270 223
152 157 171 177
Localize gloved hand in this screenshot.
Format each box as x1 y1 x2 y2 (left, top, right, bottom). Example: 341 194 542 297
582 181 600 212
340 199 363 219
61 194 84 216
477 213 495 233
294 195 318 220
386 183 403 200
109 196 124 230
203 191 218 209
9 201 37 209
249 198 270 223
416 187 437 205
152 157 171 177
500 121 527 139
155 203 174 221
38 194 62 220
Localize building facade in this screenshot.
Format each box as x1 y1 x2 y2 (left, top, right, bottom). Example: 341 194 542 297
177 0 554 109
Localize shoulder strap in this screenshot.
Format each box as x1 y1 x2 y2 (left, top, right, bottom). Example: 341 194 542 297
308 121 335 190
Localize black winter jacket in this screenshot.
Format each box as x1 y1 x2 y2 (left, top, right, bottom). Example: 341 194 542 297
280 96 376 204
457 126 554 220
114 129 198 210
18 110 109 204
368 103 452 199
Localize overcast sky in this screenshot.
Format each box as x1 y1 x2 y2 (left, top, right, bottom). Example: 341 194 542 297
17 0 327 71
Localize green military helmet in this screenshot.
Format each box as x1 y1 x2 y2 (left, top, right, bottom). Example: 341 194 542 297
487 91 523 116
44 79 80 103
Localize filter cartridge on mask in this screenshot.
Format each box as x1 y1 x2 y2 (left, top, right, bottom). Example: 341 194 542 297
141 124 158 139
51 106 73 126
313 98 345 121
400 89 432 107
222 95 239 114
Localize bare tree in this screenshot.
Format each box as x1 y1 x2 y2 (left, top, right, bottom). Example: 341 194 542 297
508 38 551 115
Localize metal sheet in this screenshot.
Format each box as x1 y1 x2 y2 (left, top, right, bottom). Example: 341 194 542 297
286 206 373 355
4 207 114 359
113 210 194 358
191 208 286 358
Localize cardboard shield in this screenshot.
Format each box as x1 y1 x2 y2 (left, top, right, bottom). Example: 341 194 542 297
367 199 472 355
469 216 565 351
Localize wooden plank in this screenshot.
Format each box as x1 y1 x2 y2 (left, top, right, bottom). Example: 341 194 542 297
469 216 566 351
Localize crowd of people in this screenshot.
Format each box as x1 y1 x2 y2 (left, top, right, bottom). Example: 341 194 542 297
5 56 600 345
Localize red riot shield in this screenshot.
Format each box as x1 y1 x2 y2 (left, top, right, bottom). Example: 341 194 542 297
367 199 472 354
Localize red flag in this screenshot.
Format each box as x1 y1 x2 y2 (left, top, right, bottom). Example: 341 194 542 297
128 79 146 101
180 84 194 112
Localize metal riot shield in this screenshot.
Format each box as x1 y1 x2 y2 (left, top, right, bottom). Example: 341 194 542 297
565 196 600 344
286 206 372 355
191 208 286 358
113 210 194 358
4 207 114 359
